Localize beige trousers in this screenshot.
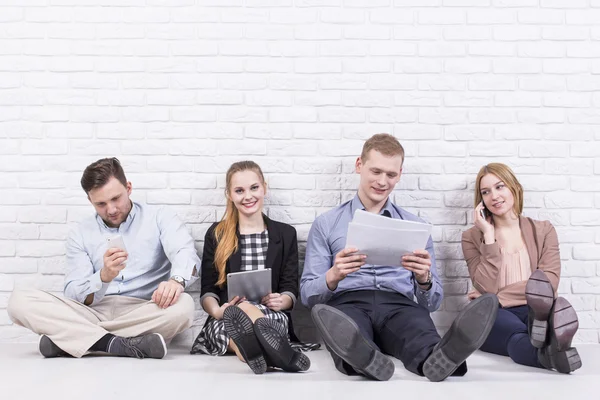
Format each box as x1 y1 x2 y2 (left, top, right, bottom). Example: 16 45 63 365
7 289 195 358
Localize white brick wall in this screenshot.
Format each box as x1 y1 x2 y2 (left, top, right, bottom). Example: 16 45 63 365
0 2 599 344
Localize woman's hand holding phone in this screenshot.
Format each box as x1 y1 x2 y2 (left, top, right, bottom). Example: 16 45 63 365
474 202 495 244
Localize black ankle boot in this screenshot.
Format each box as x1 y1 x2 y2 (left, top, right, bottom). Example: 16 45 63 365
538 297 581 374
525 270 555 348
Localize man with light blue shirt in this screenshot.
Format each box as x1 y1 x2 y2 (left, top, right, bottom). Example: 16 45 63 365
300 134 498 382
8 158 200 360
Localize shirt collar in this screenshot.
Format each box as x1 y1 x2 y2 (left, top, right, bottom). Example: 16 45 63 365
96 201 139 231
350 193 393 218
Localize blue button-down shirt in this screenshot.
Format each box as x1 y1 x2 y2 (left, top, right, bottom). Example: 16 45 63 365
300 194 443 312
64 202 201 305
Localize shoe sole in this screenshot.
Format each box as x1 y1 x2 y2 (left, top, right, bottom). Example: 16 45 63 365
423 293 498 382
311 304 394 381
223 306 267 375
548 297 581 374
526 270 555 348
254 318 310 372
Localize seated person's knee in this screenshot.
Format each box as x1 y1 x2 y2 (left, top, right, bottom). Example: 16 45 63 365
7 289 35 321
236 301 256 314
164 293 195 324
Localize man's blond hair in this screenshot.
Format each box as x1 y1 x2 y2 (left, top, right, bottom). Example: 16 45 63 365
360 133 405 163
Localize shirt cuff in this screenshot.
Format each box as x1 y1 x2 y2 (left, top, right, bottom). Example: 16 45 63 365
88 270 110 306
281 291 297 308
416 285 432 294
171 259 197 285
315 273 335 304
415 280 435 309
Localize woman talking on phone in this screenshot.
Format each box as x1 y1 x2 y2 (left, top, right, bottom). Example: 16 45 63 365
461 163 581 373
190 161 317 374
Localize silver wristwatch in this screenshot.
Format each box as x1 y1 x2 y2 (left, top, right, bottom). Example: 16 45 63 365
170 275 186 288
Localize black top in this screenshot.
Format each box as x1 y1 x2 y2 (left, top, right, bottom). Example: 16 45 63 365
201 214 299 306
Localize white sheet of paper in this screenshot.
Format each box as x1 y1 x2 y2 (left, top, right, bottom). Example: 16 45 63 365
352 209 433 235
346 222 431 267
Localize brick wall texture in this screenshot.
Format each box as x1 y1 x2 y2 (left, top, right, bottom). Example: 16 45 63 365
0 1 599 344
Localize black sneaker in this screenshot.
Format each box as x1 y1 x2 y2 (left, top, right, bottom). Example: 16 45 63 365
108 333 167 359
423 293 499 382
311 304 395 381
223 306 267 375
39 335 69 358
253 318 310 372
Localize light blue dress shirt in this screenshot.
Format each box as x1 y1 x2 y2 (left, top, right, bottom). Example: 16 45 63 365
64 202 201 306
300 194 443 312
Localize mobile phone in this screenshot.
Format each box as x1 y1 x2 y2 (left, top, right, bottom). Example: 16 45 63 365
106 234 127 252
480 203 490 220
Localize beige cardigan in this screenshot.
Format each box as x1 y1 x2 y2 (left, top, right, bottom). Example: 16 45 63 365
461 216 561 308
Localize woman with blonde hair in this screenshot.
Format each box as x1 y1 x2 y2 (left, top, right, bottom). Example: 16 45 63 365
190 161 317 374
462 163 581 373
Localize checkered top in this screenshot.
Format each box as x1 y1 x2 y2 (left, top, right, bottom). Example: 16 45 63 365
239 230 269 271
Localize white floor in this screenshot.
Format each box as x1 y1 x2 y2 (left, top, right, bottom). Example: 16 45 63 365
2 343 599 400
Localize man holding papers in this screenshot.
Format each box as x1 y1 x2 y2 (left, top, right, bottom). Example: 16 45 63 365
300 134 498 382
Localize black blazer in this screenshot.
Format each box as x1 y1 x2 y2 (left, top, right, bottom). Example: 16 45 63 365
201 215 299 306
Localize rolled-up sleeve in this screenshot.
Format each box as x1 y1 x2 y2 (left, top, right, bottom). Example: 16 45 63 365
300 217 335 309
64 226 110 305
157 207 201 286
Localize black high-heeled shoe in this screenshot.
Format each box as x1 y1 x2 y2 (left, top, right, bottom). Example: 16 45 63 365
526 270 555 348
538 297 582 374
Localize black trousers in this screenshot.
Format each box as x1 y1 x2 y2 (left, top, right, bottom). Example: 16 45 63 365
326 290 467 376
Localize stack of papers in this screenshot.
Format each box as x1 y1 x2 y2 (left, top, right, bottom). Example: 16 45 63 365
346 209 433 267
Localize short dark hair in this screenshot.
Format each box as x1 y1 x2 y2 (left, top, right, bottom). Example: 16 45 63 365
80 157 127 193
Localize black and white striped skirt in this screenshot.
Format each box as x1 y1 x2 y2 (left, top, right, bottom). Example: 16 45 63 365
190 303 320 356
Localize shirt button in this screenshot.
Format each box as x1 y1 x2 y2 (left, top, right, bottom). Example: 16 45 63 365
376 284 381 289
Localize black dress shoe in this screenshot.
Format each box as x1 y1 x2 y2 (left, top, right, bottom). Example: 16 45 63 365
539 297 582 374
422 293 498 382
526 270 555 348
254 318 310 372
311 304 395 381
223 306 267 375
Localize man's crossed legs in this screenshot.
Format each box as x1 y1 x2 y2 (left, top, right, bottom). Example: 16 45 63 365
8 289 195 359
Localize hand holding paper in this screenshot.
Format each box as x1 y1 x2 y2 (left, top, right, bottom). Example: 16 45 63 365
402 249 432 284
325 247 366 291
346 210 433 268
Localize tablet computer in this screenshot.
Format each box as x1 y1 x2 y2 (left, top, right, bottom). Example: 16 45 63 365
227 269 272 303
